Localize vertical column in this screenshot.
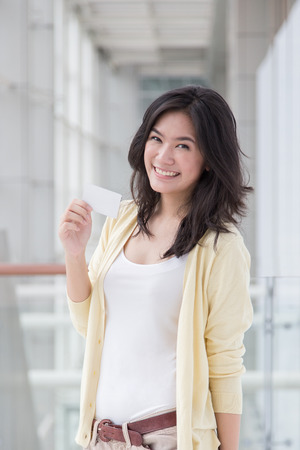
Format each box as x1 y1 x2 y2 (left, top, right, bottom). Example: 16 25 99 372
227 0 296 275
256 0 300 277
27 0 55 262
0 0 29 262
264 277 275 450
227 0 272 273
53 3 140 262
0 0 55 263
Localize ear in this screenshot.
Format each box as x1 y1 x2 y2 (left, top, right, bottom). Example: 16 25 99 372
205 166 210 172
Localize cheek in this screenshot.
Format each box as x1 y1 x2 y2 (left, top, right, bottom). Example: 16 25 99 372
143 147 148 168
144 145 154 167
143 146 152 175
187 158 205 180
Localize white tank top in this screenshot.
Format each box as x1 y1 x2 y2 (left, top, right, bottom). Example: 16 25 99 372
95 249 188 423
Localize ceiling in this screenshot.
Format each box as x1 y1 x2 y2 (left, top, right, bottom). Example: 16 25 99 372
71 0 219 76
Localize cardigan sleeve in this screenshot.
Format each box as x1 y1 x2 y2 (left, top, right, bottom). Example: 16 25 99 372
205 234 253 414
67 214 117 337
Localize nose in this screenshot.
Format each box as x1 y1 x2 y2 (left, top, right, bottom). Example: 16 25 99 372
156 143 175 165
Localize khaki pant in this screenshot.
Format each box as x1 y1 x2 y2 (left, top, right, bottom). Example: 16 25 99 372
85 415 177 450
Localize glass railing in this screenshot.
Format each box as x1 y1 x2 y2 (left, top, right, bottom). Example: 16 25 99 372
0 268 299 450
0 265 82 450
243 277 300 449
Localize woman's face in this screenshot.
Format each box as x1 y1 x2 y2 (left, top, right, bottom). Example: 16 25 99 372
144 110 207 203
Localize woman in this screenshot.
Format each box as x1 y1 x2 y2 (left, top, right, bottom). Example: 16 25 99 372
59 86 253 450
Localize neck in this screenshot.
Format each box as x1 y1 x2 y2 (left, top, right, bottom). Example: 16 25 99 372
157 194 189 220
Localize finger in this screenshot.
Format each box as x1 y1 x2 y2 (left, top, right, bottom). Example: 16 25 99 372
69 199 93 215
59 221 80 235
62 210 90 226
62 200 92 224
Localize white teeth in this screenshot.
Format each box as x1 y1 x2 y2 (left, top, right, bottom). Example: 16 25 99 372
155 167 178 177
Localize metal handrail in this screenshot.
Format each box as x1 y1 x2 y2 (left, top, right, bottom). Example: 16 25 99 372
0 264 66 275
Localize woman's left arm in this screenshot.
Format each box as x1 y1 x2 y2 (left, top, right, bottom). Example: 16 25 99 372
215 413 241 450
205 233 253 448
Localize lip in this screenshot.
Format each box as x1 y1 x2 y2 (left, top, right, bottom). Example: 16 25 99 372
153 166 180 178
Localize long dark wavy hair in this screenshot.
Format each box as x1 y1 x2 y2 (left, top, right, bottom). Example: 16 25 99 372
128 85 252 258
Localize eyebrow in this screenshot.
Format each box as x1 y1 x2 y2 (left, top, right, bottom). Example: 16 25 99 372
151 127 196 144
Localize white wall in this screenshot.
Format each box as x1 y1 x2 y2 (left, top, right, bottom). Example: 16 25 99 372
53 3 140 261
0 0 140 263
226 0 296 275
256 0 300 276
226 0 272 272
0 0 54 262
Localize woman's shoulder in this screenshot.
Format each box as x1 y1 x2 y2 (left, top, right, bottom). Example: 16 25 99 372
191 224 250 274
115 199 137 222
119 199 137 214
100 199 136 237
110 199 137 227
199 224 248 256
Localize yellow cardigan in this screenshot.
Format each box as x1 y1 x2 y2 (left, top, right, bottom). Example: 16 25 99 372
68 200 252 449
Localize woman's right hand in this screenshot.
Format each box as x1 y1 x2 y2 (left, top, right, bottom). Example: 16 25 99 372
58 199 93 257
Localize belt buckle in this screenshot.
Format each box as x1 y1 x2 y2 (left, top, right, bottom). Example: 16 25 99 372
98 419 113 443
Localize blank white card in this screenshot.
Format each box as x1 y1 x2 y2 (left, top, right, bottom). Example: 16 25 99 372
82 184 122 218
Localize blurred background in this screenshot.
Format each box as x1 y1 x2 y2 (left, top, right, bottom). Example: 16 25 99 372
0 0 300 449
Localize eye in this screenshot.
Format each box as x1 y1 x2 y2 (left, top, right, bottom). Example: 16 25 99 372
149 135 162 143
177 143 190 150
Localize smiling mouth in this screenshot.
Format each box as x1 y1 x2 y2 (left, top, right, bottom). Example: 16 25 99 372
154 166 180 177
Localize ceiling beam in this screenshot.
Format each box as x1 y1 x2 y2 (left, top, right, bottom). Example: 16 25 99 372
73 0 215 74
138 60 208 77
72 0 213 5
94 37 209 50
81 18 211 30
